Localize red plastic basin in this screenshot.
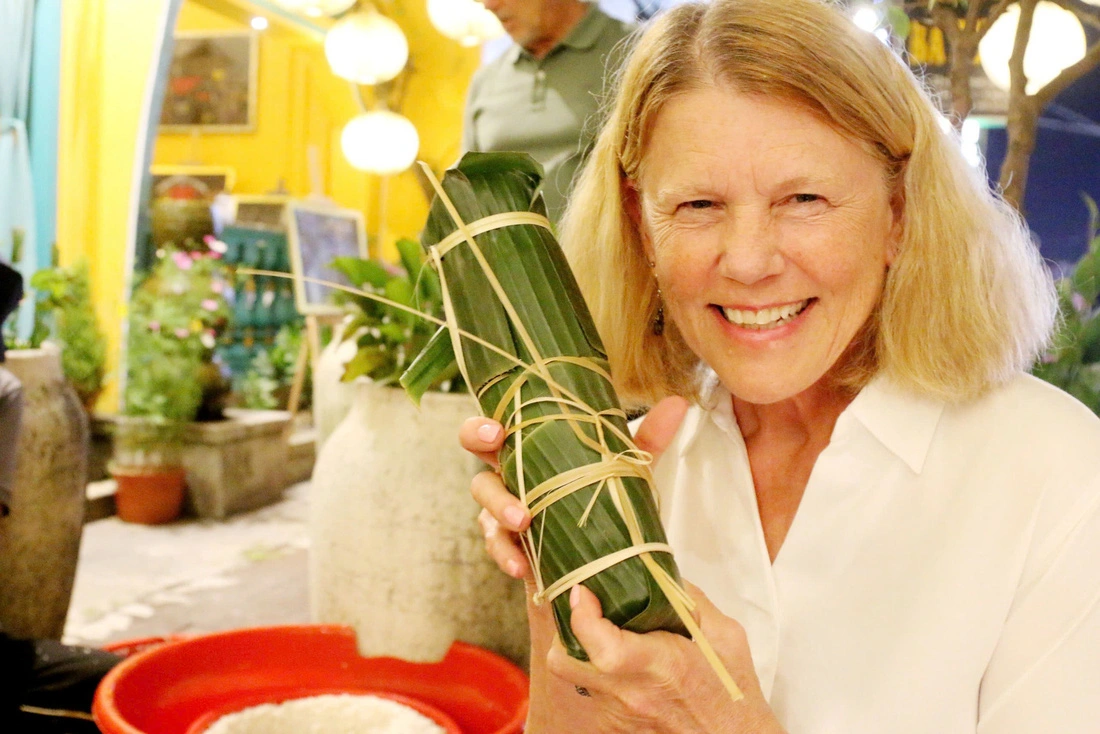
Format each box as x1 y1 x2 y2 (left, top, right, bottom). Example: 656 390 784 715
93 625 528 734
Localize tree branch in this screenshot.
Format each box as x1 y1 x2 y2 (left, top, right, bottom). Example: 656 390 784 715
975 0 1016 43
1034 39 1100 108
1008 0 1036 97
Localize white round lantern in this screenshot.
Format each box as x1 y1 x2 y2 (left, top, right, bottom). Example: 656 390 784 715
427 0 505 46
978 1 1086 95
271 0 356 17
325 10 409 85
341 111 420 175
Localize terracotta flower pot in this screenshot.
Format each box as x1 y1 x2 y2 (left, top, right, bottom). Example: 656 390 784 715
111 464 187 525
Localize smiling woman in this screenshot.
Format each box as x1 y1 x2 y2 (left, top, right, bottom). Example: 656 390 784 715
461 0 1100 732
633 89 899 407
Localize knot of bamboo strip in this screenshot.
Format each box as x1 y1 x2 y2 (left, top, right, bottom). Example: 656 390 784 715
418 162 743 702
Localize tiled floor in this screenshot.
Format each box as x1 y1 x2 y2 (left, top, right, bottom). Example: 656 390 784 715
63 481 312 647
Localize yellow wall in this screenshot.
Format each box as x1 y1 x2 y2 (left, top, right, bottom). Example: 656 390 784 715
155 1 479 259
58 0 170 411
58 0 479 411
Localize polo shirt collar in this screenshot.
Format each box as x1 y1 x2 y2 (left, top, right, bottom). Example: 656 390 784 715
680 372 944 475
512 4 607 64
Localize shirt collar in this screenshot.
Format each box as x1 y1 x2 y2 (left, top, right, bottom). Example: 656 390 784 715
679 372 945 475
845 374 944 474
512 4 607 64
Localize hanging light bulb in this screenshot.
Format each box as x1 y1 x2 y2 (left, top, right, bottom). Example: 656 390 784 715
427 0 504 47
978 1 1086 95
270 0 357 17
325 9 409 85
341 111 420 175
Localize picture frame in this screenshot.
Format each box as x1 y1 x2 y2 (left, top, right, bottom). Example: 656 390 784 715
286 200 368 315
232 194 290 232
150 165 236 199
160 30 259 133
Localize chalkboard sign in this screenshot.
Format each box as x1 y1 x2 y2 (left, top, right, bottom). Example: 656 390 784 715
286 200 367 315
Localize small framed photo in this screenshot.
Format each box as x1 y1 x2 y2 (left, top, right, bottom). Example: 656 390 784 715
150 165 236 199
160 30 259 133
233 194 290 232
287 200 368 315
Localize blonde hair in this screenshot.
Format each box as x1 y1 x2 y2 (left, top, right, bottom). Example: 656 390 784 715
560 0 1057 408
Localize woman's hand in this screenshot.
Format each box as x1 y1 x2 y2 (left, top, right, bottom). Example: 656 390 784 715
548 581 786 733
458 396 693 581
459 397 786 732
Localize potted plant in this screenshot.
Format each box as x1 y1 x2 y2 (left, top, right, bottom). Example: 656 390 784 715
111 245 231 524
1031 196 1100 415
309 239 529 666
29 256 109 412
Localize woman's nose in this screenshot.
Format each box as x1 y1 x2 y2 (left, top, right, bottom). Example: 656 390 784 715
715 214 785 285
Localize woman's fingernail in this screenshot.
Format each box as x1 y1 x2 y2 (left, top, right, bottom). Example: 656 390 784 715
478 423 501 443
570 585 581 609
503 506 526 529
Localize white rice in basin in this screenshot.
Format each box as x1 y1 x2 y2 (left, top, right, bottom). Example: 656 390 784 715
201 693 448 734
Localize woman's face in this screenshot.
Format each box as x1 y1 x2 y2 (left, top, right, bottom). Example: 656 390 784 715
633 87 900 405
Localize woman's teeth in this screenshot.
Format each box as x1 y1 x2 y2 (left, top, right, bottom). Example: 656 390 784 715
722 300 809 330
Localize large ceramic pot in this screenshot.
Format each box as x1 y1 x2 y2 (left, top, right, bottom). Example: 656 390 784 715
0 344 90 639
310 380 530 667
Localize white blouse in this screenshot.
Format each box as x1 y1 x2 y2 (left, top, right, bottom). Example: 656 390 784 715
651 373 1100 733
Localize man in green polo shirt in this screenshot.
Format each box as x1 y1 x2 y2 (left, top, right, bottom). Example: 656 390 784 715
463 0 633 224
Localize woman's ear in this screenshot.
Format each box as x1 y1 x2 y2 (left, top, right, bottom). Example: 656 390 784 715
886 185 904 266
623 180 654 262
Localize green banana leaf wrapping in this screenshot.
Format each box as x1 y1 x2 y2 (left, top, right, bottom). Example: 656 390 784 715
414 152 689 659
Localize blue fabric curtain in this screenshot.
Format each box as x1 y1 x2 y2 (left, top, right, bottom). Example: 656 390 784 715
0 0 38 340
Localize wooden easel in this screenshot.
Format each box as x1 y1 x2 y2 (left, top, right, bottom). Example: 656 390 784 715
285 145 342 417
287 313 338 415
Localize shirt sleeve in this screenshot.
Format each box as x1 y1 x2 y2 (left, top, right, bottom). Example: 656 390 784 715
977 471 1100 733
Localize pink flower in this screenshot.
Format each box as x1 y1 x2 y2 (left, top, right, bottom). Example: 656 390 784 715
148 321 160 332
201 299 219 311
172 251 192 270
174 327 190 339
189 251 203 260
208 251 223 260
211 281 224 294
1072 292 1089 314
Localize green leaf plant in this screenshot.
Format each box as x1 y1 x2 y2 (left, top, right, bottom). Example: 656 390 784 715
1031 195 1100 415
329 237 464 398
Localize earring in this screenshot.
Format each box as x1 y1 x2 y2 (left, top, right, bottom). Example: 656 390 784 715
652 287 665 336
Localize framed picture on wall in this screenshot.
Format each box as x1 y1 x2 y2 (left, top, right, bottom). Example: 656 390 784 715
287 200 368 315
160 30 259 133
150 165 236 199
233 194 290 231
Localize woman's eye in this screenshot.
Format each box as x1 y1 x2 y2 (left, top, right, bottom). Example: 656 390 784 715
790 193 822 204
682 200 715 210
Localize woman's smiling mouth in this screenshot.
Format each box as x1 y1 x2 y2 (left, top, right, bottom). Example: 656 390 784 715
718 299 814 330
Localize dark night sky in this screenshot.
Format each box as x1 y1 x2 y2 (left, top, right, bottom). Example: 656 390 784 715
981 30 1100 269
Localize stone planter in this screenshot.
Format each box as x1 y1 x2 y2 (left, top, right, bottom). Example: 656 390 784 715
0 344 89 639
181 408 293 519
310 380 529 667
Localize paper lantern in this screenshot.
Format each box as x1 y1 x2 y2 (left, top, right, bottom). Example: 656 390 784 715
427 0 504 46
341 111 420 175
325 9 409 85
271 0 356 17
978 1 1086 95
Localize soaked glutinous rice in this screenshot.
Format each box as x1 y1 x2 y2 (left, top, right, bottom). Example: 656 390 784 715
201 693 447 734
